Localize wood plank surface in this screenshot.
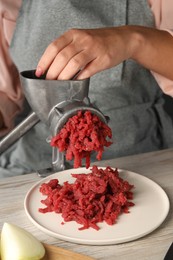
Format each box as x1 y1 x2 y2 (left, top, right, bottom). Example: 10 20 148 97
43 243 94 260
0 148 173 260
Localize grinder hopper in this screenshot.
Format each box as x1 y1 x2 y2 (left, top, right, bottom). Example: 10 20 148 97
0 70 107 176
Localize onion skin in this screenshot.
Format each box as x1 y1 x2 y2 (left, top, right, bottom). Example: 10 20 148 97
1 223 45 260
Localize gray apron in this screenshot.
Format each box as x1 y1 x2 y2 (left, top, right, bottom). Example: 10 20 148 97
1 0 173 177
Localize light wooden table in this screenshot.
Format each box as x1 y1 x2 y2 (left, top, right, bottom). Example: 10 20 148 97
0 148 173 260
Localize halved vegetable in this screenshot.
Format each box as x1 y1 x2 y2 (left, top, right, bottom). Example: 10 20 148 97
1 222 45 260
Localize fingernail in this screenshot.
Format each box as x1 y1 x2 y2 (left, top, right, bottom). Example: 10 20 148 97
35 67 43 77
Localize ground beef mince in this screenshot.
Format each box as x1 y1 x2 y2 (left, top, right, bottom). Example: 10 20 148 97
39 166 135 231
50 110 112 168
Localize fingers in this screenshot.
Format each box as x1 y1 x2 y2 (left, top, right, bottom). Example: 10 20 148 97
45 43 81 79
57 51 96 80
35 28 119 80
35 34 72 78
36 38 97 80
35 29 99 80
77 58 105 80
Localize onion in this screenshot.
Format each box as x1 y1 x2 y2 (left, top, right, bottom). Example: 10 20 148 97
1 222 45 260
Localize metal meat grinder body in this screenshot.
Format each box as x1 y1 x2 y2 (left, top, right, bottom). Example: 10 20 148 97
0 70 107 176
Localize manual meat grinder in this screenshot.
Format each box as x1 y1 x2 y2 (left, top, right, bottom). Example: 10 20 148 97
0 70 107 176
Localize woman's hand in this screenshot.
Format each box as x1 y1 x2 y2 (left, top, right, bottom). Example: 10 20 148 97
35 27 134 80
36 26 173 81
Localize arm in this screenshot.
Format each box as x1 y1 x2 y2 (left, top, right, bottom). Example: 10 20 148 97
128 26 173 81
148 0 173 97
0 1 23 136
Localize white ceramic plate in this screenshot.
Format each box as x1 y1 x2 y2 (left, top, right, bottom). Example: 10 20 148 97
24 167 170 245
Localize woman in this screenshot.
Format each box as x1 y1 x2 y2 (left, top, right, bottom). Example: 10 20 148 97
0 0 173 177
